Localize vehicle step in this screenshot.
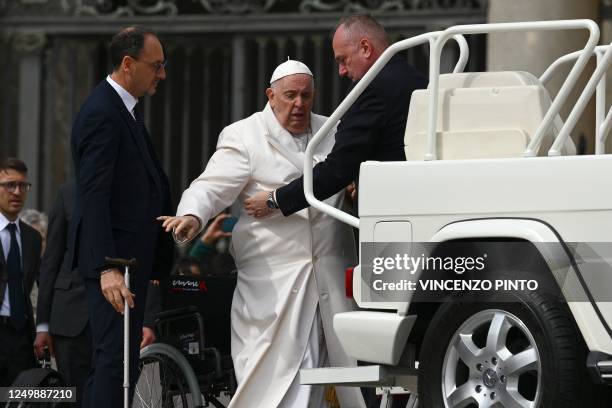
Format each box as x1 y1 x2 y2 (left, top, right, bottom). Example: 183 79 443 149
587 352 612 384
299 365 416 390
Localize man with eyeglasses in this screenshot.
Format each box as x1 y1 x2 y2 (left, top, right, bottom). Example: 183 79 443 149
0 157 41 386
69 27 173 408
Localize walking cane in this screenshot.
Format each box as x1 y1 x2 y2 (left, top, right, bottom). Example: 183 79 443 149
105 257 138 408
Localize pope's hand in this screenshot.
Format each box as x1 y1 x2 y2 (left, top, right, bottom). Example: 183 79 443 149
157 215 201 243
244 191 273 218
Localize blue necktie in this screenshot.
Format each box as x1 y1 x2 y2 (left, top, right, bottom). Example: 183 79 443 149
6 223 26 330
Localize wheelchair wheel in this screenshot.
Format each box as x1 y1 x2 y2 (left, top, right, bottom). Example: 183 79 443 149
133 353 190 408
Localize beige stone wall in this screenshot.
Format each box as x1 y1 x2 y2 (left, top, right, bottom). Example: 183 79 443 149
487 0 600 153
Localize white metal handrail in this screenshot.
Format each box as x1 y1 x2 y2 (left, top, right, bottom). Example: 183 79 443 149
426 20 599 160
599 87 612 153
540 45 612 155
549 42 612 155
540 45 609 84
595 49 612 154
540 46 608 154
303 32 469 229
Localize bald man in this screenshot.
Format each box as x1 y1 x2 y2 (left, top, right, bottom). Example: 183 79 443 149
245 14 428 217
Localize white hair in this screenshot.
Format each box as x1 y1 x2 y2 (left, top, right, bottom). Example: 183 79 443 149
20 209 48 233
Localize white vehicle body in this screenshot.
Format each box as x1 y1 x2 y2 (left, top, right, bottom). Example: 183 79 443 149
300 20 612 408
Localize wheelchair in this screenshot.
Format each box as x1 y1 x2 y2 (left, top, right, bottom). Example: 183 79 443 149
133 273 237 408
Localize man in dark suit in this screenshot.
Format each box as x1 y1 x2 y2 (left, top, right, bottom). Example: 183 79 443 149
244 14 428 216
34 180 161 407
69 27 173 408
33 181 89 406
0 157 42 386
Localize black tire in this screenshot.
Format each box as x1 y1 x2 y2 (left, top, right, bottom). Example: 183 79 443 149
133 353 191 408
417 284 588 408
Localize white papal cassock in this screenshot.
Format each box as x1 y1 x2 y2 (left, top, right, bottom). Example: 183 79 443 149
176 103 366 408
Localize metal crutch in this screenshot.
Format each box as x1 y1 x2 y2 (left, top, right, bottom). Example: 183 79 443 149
105 257 138 408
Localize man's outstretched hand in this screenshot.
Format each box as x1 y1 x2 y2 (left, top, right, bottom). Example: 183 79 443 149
157 215 201 243
244 191 274 218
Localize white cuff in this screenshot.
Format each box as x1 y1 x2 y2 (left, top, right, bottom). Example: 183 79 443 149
36 323 49 333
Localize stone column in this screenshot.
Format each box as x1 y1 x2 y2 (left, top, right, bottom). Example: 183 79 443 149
14 32 46 208
0 32 18 157
232 35 246 122
488 0 600 154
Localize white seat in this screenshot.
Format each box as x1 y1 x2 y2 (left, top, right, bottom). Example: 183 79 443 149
437 71 541 88
404 71 575 161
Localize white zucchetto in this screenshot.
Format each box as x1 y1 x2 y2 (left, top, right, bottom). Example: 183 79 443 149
270 59 313 84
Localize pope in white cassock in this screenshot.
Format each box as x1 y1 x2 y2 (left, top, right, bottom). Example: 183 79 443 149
159 60 366 408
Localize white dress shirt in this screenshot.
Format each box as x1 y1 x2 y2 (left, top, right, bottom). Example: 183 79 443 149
0 212 22 317
106 75 138 119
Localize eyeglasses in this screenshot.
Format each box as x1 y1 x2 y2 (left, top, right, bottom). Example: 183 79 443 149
139 59 167 74
0 182 32 193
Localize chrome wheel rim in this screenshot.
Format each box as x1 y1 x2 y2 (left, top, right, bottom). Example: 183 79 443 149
441 309 541 408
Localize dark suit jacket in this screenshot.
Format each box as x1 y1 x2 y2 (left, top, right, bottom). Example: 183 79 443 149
38 181 162 336
276 55 428 215
69 80 174 281
143 282 161 329
36 181 89 337
0 221 42 336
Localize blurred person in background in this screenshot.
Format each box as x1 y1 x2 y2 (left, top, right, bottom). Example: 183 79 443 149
188 212 236 275
20 209 48 319
173 257 203 277
20 209 48 256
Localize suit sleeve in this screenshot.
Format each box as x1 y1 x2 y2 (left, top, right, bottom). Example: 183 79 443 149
36 185 69 325
276 85 387 215
143 281 161 329
176 127 251 224
74 114 119 273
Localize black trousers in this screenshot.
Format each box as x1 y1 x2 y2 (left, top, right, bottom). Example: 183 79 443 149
82 276 148 408
0 317 36 386
54 325 92 408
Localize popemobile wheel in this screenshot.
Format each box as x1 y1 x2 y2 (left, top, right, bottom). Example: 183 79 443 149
417 286 593 408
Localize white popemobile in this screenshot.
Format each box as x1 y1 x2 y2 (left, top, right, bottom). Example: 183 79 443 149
300 20 612 408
